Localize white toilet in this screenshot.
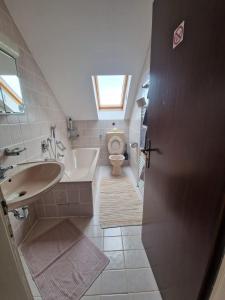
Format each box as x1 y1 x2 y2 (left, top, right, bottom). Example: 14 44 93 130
107 131 125 176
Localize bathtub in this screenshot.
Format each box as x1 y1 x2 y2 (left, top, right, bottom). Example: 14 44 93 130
35 148 100 218
61 148 100 182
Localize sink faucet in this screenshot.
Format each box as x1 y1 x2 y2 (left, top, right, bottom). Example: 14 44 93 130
0 165 13 180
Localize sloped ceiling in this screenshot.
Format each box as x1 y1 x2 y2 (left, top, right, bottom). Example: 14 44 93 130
5 0 152 120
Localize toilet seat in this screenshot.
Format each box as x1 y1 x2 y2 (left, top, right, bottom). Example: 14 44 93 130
108 136 124 154
107 132 125 176
109 154 125 161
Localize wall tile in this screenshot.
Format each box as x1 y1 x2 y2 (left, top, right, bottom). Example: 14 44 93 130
38 180 94 218
0 0 71 244
79 203 93 216
67 189 80 203
80 188 92 203
58 203 80 217
44 205 58 218
71 119 129 165
53 189 68 204
34 202 45 218
41 190 55 205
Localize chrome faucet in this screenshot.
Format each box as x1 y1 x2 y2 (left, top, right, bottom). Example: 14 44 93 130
0 165 13 180
4 147 26 156
57 153 64 159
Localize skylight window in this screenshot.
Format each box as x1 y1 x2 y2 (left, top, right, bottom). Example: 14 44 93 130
93 75 129 110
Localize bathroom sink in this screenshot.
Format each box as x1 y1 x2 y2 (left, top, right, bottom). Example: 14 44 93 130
0 161 64 209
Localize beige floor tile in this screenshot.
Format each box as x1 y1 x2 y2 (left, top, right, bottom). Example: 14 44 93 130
104 237 123 251
104 227 121 237
101 294 130 299
122 236 143 250
126 269 158 293
129 291 162 300
121 226 142 236
83 225 104 237
124 250 150 269
104 251 125 270
90 215 101 225
100 270 128 294
81 296 101 300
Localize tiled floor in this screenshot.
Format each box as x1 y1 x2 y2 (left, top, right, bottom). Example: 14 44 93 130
19 166 162 300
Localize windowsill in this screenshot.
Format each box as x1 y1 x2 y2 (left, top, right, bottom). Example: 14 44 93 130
97 110 125 120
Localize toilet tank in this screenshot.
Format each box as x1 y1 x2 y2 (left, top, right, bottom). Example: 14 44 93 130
106 131 125 142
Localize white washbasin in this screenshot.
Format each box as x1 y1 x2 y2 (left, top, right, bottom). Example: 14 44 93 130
0 161 64 209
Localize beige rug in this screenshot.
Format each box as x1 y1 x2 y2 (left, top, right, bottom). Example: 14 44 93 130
99 176 143 228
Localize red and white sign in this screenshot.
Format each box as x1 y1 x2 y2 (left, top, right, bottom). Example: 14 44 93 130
173 21 185 49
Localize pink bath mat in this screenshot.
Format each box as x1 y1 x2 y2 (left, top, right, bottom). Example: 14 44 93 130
21 219 109 300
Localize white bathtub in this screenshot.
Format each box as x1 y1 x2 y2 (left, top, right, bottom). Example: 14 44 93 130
35 148 100 218
61 148 100 182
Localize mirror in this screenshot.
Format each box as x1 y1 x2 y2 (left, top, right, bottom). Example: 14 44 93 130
0 49 24 114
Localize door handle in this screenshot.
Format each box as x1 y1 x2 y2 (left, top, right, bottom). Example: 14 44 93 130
145 147 158 153
143 139 160 168
143 139 159 154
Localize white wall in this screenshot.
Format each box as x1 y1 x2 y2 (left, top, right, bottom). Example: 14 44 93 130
5 0 153 120
0 1 72 244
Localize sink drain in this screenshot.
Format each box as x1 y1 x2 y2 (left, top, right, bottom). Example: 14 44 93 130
19 191 27 197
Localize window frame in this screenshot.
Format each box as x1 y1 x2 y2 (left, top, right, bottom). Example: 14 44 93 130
93 75 129 110
0 78 23 105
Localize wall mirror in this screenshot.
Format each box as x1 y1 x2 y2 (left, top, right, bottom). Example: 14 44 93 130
0 49 24 114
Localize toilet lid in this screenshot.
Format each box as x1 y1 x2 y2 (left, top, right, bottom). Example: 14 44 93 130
108 136 124 154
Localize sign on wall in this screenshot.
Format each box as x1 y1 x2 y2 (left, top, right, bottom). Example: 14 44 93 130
173 21 185 49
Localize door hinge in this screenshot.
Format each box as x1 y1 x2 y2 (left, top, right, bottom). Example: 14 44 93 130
1 200 13 238
1 199 8 215
7 221 14 238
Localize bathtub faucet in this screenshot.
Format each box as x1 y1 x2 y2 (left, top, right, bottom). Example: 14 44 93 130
57 153 64 159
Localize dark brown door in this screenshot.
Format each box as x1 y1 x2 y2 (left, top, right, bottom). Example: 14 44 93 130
142 1 225 300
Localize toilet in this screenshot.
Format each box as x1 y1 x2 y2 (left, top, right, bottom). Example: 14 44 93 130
107 131 125 176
